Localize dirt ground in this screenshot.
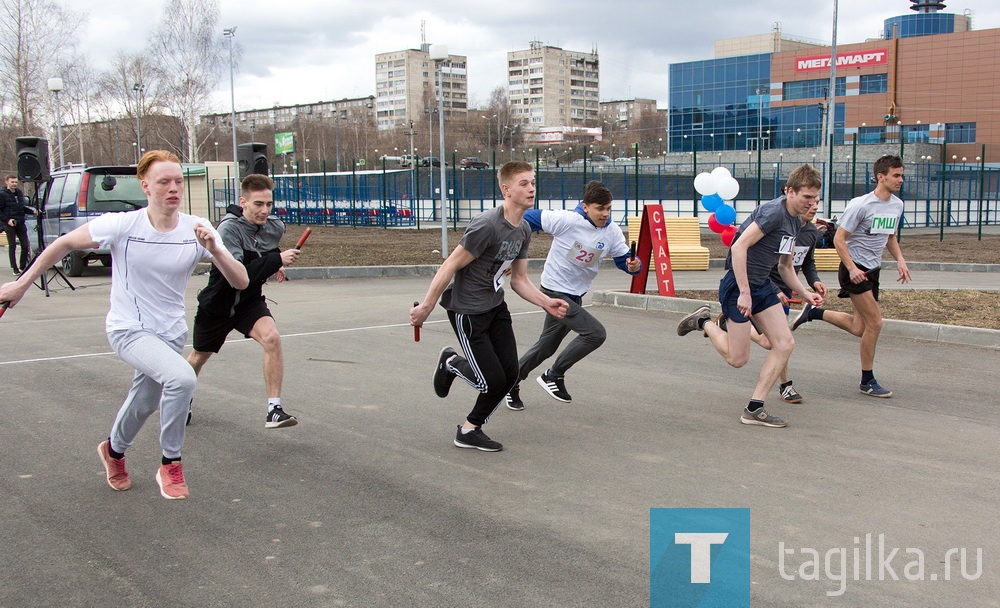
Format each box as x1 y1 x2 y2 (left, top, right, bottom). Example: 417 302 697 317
284 225 999 330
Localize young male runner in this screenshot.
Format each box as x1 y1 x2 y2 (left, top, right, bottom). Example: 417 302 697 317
790 154 911 398
0 151 248 500
409 161 569 452
504 180 641 410
739 196 827 404
186 174 301 428
676 164 824 428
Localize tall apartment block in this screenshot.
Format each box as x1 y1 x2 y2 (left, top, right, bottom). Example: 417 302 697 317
507 40 600 128
375 46 468 130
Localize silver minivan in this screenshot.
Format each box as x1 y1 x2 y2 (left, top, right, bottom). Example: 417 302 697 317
27 165 147 276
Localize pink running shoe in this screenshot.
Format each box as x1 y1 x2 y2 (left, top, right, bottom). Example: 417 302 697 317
97 440 131 491
155 462 189 500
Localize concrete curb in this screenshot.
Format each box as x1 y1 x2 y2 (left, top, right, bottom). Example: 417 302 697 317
590 290 1000 350
708 258 1000 272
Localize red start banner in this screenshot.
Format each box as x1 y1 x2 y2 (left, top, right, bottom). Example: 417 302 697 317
795 49 888 72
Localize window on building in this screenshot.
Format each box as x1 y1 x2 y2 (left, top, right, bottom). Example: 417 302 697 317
902 123 929 143
783 77 846 101
859 73 888 95
858 125 884 144
945 122 976 143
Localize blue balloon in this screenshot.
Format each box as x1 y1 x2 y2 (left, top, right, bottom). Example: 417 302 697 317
700 193 723 212
715 203 737 226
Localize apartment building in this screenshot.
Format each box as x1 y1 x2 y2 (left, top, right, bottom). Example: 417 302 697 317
507 40 600 128
374 46 468 130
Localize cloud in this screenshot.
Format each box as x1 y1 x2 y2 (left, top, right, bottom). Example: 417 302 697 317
72 0 1000 114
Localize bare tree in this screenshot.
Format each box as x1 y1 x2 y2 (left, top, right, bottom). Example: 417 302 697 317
96 51 169 160
0 0 81 133
149 0 229 162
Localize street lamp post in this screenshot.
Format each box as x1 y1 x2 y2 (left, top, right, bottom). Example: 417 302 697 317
429 43 449 259
223 26 239 197
214 141 219 161
334 112 342 172
48 78 66 167
132 83 144 158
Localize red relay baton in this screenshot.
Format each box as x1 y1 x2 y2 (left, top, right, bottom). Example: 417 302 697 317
295 228 312 249
413 301 421 342
0 302 8 319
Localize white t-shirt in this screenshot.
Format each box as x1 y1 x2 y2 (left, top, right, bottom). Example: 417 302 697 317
538 209 630 296
88 209 217 340
838 191 904 269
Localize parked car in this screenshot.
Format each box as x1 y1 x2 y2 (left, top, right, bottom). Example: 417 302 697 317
614 157 633 163
25 164 147 276
459 157 489 169
398 154 419 167
420 157 448 167
591 154 613 163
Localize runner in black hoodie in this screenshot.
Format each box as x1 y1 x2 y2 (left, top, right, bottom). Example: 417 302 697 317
186 174 301 428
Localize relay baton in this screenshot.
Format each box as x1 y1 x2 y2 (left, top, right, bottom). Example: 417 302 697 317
295 227 312 249
629 241 636 260
0 302 8 319
413 301 421 342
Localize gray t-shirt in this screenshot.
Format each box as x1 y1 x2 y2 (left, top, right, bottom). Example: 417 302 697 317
725 196 800 286
440 205 531 314
838 191 904 269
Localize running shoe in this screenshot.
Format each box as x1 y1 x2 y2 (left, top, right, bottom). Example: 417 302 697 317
740 407 787 428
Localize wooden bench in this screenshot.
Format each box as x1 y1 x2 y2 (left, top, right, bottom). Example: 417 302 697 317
626 216 710 271
812 248 841 271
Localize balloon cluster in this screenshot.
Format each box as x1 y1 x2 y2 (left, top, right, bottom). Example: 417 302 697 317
695 167 740 247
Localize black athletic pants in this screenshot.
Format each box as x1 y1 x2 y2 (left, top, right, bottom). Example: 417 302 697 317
5 221 30 272
446 301 519 427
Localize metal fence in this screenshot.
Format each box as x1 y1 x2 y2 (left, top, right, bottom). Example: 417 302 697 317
209 161 1000 236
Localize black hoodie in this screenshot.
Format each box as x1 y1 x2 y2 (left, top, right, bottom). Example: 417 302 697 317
196 204 285 317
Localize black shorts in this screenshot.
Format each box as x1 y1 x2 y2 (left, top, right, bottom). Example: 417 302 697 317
192 299 272 353
838 263 881 301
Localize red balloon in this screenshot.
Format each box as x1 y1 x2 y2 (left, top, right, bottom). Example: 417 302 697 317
720 225 738 247
707 213 725 234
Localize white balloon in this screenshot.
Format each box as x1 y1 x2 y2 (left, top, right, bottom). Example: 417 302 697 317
710 166 731 182
717 176 740 200
694 172 717 196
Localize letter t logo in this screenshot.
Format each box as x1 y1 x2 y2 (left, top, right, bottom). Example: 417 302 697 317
674 533 729 583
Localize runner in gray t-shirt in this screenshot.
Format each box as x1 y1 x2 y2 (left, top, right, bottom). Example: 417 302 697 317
410 161 568 452
790 154 912 398
677 164 824 429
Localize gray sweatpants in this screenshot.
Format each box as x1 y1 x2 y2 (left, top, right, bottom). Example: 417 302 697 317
107 328 196 460
517 288 607 381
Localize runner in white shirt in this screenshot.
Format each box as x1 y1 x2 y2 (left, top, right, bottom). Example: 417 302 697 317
504 181 641 410
790 154 911 398
0 151 248 500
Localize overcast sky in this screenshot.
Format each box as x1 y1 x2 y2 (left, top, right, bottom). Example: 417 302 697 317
75 0 1000 113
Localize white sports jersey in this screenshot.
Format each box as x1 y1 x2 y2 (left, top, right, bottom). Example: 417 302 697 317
88 209 217 340
538 209 630 296
839 190 904 269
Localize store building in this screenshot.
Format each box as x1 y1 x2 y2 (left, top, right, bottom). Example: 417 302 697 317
668 1 998 162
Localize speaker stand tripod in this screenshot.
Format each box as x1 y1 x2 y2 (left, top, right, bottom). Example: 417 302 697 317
22 179 75 297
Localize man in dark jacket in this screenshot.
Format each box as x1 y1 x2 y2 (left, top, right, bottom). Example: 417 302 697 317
0 174 32 275
186 174 302 428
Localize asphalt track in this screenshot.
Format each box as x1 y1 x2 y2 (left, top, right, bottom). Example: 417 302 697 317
1 266 998 607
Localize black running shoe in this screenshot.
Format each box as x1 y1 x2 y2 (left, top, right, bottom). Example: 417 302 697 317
537 370 571 403
505 384 524 411
791 304 814 331
453 425 503 451
265 406 298 429
433 346 457 398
